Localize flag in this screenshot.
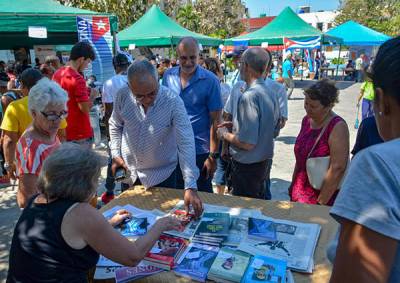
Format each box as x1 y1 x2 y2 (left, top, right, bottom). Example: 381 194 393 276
283 37 321 50
76 16 114 82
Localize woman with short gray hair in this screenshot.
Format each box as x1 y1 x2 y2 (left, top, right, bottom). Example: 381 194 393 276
8 143 181 282
15 77 68 208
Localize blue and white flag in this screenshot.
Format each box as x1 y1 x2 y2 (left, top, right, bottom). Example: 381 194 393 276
76 16 114 83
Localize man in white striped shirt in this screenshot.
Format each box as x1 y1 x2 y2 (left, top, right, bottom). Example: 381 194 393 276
109 59 203 216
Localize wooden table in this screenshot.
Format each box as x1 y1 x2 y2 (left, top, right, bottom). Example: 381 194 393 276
96 187 338 283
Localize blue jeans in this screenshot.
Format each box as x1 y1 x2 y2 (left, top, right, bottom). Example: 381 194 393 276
176 153 213 193
213 156 228 185
264 159 273 200
121 169 177 192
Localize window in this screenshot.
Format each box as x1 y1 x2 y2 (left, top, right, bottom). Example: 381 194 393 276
317 22 323 31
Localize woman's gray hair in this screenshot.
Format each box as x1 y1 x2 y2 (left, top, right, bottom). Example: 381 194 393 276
28 78 68 116
37 143 103 202
127 59 158 83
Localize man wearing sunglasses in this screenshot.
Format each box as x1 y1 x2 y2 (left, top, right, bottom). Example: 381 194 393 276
109 59 203 217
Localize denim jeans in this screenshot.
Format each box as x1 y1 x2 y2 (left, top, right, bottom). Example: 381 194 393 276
176 153 213 193
121 169 177 192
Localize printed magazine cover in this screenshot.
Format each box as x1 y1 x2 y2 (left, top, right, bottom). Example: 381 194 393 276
115 264 163 283
174 243 219 282
242 255 287 283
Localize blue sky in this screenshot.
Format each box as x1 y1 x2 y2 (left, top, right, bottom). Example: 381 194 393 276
243 0 340 17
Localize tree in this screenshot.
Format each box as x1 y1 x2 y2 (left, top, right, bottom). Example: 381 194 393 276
335 0 400 37
193 0 246 38
176 4 199 32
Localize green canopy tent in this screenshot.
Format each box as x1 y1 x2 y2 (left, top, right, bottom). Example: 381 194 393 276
224 7 342 46
118 5 222 48
0 0 117 49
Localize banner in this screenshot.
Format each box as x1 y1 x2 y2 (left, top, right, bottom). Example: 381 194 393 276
76 16 114 83
284 37 321 50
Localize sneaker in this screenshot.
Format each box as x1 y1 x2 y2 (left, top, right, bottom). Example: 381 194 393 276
101 192 115 204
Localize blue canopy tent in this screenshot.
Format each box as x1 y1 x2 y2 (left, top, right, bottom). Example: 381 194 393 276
326 20 391 46
327 21 391 79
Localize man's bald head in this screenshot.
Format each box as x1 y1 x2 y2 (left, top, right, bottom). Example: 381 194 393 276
177 37 199 53
242 47 271 75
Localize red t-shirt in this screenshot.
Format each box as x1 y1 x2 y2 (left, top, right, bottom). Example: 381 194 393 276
52 66 93 141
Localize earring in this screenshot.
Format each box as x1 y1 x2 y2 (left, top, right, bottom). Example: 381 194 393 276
379 112 383 116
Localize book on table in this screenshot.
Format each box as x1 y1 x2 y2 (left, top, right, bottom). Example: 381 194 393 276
142 234 188 270
114 264 163 283
192 212 230 247
118 217 148 237
223 217 249 247
208 247 251 283
241 255 287 283
174 243 220 282
248 217 277 242
164 209 201 239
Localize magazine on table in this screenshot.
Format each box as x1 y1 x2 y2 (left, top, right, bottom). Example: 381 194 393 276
115 264 163 283
248 217 277 242
238 216 321 273
94 266 124 279
223 217 249 247
242 255 287 283
174 243 220 282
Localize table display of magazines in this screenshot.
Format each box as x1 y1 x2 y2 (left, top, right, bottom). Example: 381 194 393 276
96 201 320 283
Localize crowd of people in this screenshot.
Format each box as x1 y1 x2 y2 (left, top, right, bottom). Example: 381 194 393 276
2 35 399 282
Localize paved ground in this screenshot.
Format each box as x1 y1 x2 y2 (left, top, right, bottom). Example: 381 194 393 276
0 80 360 281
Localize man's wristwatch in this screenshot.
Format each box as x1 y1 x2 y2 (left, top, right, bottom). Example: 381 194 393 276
3 162 12 171
208 152 220 160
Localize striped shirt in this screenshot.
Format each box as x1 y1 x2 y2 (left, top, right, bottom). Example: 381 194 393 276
16 136 61 176
109 85 199 189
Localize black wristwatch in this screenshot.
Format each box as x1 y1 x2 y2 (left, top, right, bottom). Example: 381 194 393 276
208 152 220 160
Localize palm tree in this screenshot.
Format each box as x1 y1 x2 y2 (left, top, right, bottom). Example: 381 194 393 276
176 4 199 31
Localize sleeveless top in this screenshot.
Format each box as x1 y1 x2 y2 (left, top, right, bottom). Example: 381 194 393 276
289 115 344 205
7 196 99 283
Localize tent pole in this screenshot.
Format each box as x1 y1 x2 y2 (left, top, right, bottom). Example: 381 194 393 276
335 44 342 81
300 49 304 81
112 31 117 55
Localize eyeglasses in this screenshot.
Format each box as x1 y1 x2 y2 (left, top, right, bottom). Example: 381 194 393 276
40 111 68 121
127 82 158 102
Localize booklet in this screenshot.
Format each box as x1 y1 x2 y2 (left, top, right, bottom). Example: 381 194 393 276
118 217 147 237
208 247 251 283
242 255 287 283
174 243 220 282
223 217 249 247
195 212 230 237
248 217 277 242
115 264 163 283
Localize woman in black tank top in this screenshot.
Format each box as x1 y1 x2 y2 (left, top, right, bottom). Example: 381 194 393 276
7 143 181 283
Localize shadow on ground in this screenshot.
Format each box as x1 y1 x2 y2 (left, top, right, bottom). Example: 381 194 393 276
275 136 297 145
271 178 291 201
294 79 356 90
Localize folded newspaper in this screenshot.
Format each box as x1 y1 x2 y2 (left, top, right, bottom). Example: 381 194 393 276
238 215 320 273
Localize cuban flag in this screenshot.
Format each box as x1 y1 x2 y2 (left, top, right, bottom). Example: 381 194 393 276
284 36 321 50
76 16 114 82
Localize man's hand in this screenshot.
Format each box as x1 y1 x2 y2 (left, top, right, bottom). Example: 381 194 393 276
184 189 203 218
111 157 128 176
216 127 228 140
202 157 216 180
279 118 287 129
217 121 233 129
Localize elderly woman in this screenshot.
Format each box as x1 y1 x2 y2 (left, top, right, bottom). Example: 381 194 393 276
329 37 400 283
8 143 181 282
15 78 67 208
289 79 349 205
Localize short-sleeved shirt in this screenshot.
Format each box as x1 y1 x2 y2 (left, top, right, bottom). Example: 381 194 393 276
224 80 245 121
16 135 60 176
162 66 223 154
360 81 375 101
102 73 127 104
53 66 92 141
282 59 293 78
330 138 400 282
1 96 67 137
230 78 280 164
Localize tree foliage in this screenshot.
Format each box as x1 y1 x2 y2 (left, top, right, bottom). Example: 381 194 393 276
335 0 400 37
58 0 246 37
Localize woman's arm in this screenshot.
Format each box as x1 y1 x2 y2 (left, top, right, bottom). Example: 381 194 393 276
317 121 349 205
65 203 181 267
17 174 38 208
330 218 397 283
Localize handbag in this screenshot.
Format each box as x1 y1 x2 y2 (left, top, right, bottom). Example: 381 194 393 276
306 117 333 190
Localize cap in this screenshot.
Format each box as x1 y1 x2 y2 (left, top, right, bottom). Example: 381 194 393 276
226 45 248 58
113 53 131 67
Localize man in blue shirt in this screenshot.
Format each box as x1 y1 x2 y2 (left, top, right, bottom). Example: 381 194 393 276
163 37 223 193
282 53 294 98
